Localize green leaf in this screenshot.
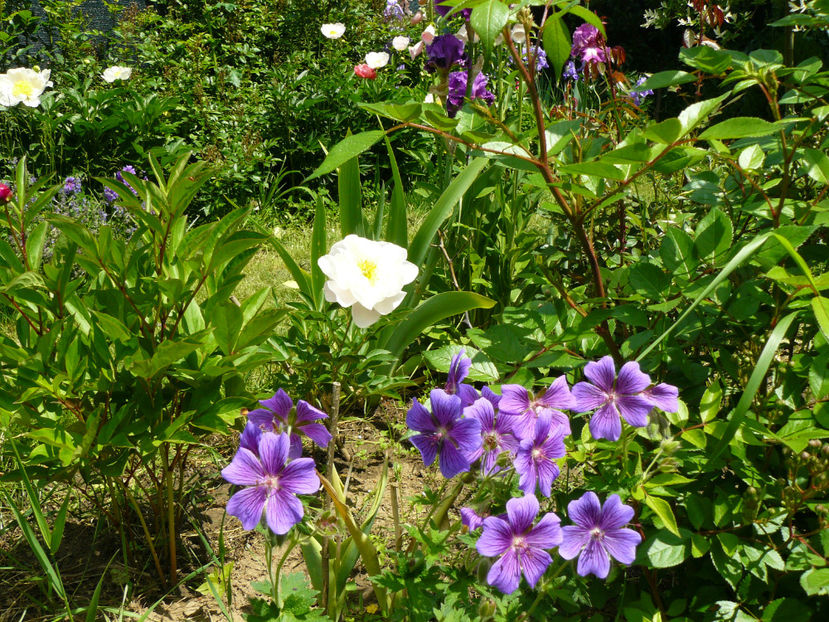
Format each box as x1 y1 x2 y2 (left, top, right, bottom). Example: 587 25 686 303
644 494 680 536
409 157 488 267
679 46 732 73
699 117 781 140
634 71 696 91
660 228 698 277
470 0 509 56
338 153 364 237
541 13 571 80
643 118 684 144
629 262 670 299
708 312 799 462
699 379 723 423
310 196 327 306
694 207 732 263
385 291 496 363
800 568 829 596
738 144 765 169
567 5 606 37
641 529 689 568
307 130 386 180
800 147 829 184
811 297 829 343
678 94 728 133
385 136 408 248
358 102 421 122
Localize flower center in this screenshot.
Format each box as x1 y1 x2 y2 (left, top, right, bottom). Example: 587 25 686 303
358 258 378 284
512 535 529 552
261 475 281 491
590 527 604 540
12 81 34 98
532 447 544 460
483 432 499 451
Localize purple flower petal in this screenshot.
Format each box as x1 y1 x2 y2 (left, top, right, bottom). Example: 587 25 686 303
465 397 494 430
451 416 483 453
239 422 262 455
616 361 651 395
288 433 303 460
226 486 267 530
279 458 320 495
406 399 435 432
295 400 328 423
457 384 480 406
589 402 622 441
644 383 679 413
438 439 470 478
430 388 463 427
535 457 560 497
300 422 332 448
499 384 531 417
259 389 293 418
567 491 602 529
486 548 521 594
577 538 610 578
446 349 471 393
259 432 289 475
602 528 641 565
476 517 513 556
221 447 264 486
599 494 635 530
520 547 552 588
571 381 608 412
541 376 576 410
558 525 590 560
481 385 501 408
616 395 654 428
506 494 539 534
265 488 304 535
583 356 615 392
525 512 562 548
247 408 276 430
410 433 438 467
461 507 484 531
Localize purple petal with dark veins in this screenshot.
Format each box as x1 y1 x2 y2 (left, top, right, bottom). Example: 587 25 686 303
588 402 622 441
616 361 651 395
226 486 267 530
406 399 436 433
583 356 616 392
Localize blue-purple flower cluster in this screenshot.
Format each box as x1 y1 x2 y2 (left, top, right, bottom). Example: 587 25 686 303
406 350 678 593
221 389 330 535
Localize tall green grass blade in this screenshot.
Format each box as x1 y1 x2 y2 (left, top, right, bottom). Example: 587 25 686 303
708 312 798 463
50 491 71 556
637 233 771 361
84 553 118 622
373 184 386 241
310 195 327 307
408 157 489 267
385 136 408 248
10 442 52 549
307 130 386 180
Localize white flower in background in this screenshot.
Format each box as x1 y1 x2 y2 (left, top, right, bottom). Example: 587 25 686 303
455 24 479 44
318 235 418 328
102 66 132 83
511 24 528 44
392 35 410 51
365 51 390 69
0 67 52 108
321 22 346 39
409 40 425 59
421 24 436 44
424 92 435 103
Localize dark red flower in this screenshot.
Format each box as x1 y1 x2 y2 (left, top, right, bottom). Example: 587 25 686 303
354 63 377 79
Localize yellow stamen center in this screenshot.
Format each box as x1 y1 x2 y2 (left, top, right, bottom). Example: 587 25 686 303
358 258 378 283
12 81 34 98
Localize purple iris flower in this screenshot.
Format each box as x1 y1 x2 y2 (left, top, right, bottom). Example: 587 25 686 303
514 413 566 497
446 70 495 117
426 34 465 72
384 0 405 21
499 376 575 440
407 388 482 478
476 494 562 594
445 349 479 406
221 431 320 534
434 0 471 19
62 176 81 194
463 396 519 475
629 76 654 106
247 389 332 459
572 356 655 442
559 492 641 578
570 23 605 65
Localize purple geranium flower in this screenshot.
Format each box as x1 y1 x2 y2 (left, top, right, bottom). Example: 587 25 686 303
221 431 320 534
514 413 566 497
476 494 562 594
572 356 655 441
629 76 654 106
247 389 332 458
62 176 81 194
407 388 482 478
559 492 641 578
240 421 262 455
426 34 465 72
460 507 485 531
446 70 495 117
445 349 479 406
499 376 575 440
463 396 519 475
642 383 679 414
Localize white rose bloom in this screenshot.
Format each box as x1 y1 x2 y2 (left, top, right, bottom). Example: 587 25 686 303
0 67 53 108
321 23 346 39
102 66 132 83
365 51 390 69
392 35 410 52
318 235 418 328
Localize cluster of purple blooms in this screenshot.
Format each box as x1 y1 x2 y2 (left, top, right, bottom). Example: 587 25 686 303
406 350 678 593
426 34 495 118
221 389 330 535
104 165 142 203
629 76 655 106
434 0 471 20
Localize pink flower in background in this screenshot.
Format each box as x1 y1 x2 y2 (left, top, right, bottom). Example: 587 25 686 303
354 64 377 79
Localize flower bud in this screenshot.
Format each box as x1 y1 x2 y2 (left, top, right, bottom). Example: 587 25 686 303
0 182 12 203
